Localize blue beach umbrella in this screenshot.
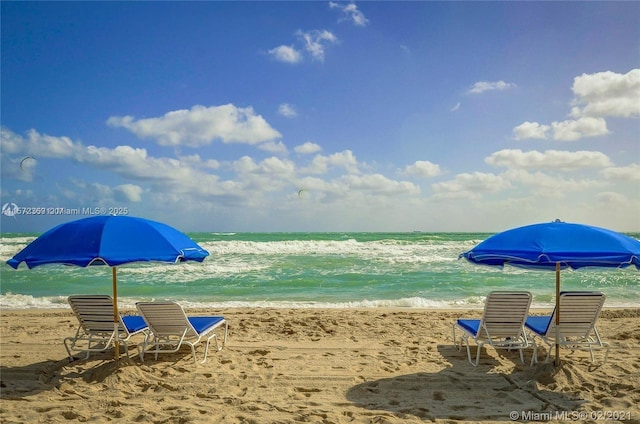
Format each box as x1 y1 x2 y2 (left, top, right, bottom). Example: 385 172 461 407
7 215 209 359
459 220 640 365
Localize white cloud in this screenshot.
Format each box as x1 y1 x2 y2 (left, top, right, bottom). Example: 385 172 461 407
596 191 629 205
80 145 207 187
258 140 288 154
230 156 297 195
294 176 337 199
467 80 516 94
1 128 78 182
485 149 613 171
9 137 236 200
295 142 322 154
513 121 550 140
1 129 65 183
296 30 338 62
259 156 296 177
278 103 298 118
551 116 609 141
345 174 419 196
504 169 607 196
232 156 259 174
513 69 638 141
329 2 369 26
0 126 23 154
571 69 640 118
302 150 359 174
403 160 442 178
513 117 609 142
107 104 282 147
270 29 338 64
431 165 611 204
178 154 220 170
432 172 511 199
0 128 78 158
114 184 143 202
601 163 640 181
450 102 461 112
268 45 302 64
233 156 296 177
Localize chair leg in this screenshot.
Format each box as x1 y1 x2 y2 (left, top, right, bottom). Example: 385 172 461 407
452 325 459 351
602 343 610 364
472 341 484 367
544 344 552 363
222 322 228 348
190 343 198 364
137 333 152 362
530 342 538 366
201 338 212 364
463 337 479 367
63 337 74 360
464 338 472 365
137 342 144 362
452 325 465 353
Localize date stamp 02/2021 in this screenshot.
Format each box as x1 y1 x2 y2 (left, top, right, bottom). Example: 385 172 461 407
510 410 634 421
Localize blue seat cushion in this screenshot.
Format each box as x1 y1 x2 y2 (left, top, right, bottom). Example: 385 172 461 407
525 316 552 335
122 315 148 333
188 316 225 334
457 319 480 336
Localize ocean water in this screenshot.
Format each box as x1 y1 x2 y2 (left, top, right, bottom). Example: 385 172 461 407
1 232 639 310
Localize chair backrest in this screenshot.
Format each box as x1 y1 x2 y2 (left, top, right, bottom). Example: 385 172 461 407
68 295 125 334
547 292 605 338
479 291 532 339
136 301 197 338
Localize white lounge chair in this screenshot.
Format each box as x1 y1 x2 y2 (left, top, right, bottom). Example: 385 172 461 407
525 291 609 364
136 301 228 364
453 291 535 367
64 295 149 360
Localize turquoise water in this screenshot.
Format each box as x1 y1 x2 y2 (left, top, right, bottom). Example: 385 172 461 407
1 232 639 309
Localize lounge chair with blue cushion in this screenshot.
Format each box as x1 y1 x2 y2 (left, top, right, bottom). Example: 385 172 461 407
136 301 228 364
525 291 609 364
64 295 149 360
453 291 535 366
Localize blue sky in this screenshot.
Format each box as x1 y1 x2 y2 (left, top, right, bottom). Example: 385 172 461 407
1 1 639 233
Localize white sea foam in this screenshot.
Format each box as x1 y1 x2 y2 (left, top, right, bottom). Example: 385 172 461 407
143 297 483 310
0 236 37 261
0 293 69 309
3 292 638 311
200 239 464 264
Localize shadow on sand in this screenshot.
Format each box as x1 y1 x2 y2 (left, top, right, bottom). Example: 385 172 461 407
346 344 584 422
0 357 69 398
0 347 187 398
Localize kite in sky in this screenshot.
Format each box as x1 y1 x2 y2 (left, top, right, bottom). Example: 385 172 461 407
19 156 35 170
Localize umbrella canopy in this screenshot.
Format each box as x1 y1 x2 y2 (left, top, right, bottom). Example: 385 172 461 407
7 215 209 269
459 220 640 365
460 220 640 271
6 215 209 359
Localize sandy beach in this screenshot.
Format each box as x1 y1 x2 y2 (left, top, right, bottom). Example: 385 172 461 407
1 307 638 423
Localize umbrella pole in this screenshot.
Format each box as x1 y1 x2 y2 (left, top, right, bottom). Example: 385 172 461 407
555 262 560 366
113 267 120 361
